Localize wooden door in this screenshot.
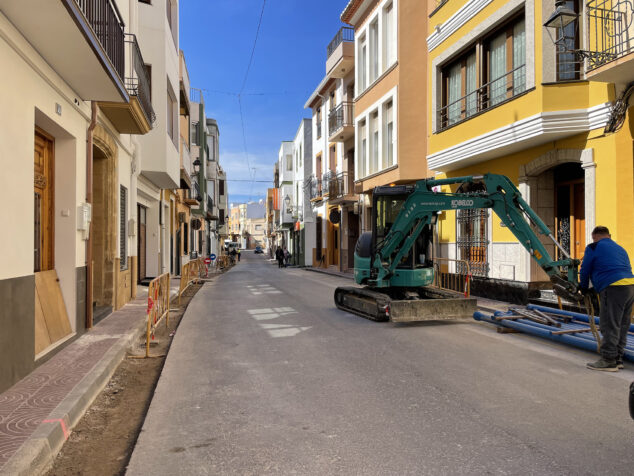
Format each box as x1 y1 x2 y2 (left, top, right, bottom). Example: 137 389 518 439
34 129 54 272
348 211 359 269
555 180 585 261
137 205 146 282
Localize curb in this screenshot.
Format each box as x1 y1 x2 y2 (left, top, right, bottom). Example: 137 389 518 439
0 318 147 476
304 267 354 280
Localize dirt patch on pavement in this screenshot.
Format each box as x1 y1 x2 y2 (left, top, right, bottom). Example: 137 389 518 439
46 282 205 476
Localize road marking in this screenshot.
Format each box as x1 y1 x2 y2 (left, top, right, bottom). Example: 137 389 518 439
246 284 281 295
246 307 310 337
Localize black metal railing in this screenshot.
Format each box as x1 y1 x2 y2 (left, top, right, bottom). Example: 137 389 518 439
586 0 634 70
327 26 355 57
457 208 489 277
328 102 354 137
322 171 336 197
193 181 202 202
327 171 354 200
125 34 155 125
307 175 323 200
437 65 526 131
74 0 125 80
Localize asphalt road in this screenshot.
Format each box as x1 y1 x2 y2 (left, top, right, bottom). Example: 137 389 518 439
126 252 634 475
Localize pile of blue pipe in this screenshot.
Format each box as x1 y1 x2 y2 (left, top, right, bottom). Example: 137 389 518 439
473 304 634 362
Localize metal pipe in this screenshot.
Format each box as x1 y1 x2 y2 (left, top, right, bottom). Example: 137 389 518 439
547 233 571 259
85 101 98 329
527 304 634 333
474 311 634 361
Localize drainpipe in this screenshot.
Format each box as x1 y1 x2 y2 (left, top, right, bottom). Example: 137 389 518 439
86 101 98 329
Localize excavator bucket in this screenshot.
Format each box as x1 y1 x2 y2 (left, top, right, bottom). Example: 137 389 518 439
334 286 477 323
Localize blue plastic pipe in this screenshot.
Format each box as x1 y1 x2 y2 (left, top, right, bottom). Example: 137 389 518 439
473 311 634 362
527 304 634 333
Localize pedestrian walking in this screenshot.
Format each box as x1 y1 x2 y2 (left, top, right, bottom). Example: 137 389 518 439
275 246 284 269
237 248 241 262
283 247 290 268
580 226 634 371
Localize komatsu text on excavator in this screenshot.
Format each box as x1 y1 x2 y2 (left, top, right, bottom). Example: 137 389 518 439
334 174 582 322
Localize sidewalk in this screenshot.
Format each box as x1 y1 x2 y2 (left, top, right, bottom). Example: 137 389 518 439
0 297 149 476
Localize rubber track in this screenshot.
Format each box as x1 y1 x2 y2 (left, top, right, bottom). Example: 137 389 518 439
334 286 392 322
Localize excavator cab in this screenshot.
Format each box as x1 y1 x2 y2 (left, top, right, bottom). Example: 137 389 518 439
354 185 434 287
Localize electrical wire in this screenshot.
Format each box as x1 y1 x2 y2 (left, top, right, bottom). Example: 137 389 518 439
239 0 266 95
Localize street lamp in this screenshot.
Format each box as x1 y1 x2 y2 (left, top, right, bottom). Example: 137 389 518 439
543 0 580 55
193 159 201 174
284 194 292 213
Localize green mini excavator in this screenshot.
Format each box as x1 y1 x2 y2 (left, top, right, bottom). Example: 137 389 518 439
334 174 582 322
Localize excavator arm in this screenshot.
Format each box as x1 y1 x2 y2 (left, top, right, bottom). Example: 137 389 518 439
371 174 581 301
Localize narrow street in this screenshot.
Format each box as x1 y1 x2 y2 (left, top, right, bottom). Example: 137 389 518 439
127 252 634 475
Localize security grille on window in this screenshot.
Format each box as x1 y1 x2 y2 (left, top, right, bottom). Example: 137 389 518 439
456 208 488 277
120 186 128 270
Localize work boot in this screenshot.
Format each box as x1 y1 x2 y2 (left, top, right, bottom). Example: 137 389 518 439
616 358 624 370
587 358 618 372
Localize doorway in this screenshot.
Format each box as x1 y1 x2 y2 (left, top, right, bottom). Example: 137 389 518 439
34 128 54 273
347 210 359 270
137 205 147 283
554 163 585 260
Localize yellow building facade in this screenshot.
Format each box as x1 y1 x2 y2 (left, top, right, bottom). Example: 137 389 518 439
427 0 634 300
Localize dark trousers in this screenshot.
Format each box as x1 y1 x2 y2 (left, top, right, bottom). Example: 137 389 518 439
599 284 634 361
277 258 283 268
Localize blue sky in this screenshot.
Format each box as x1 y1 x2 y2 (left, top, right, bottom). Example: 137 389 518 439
180 0 349 205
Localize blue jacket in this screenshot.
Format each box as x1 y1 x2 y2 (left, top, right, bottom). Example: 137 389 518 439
579 238 634 292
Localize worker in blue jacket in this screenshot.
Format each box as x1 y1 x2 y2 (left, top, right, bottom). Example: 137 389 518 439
580 226 634 371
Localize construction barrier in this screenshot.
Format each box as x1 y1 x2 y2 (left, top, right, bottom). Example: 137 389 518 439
142 272 170 358
178 258 204 304
432 258 471 297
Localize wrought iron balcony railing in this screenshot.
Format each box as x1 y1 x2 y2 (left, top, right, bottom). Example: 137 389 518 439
586 0 634 70
327 27 354 57
74 0 125 80
437 65 526 131
125 34 155 125
328 171 354 200
307 175 323 200
328 102 354 137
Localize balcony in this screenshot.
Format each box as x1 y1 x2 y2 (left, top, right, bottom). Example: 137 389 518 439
0 0 128 101
437 65 526 131
184 182 201 206
206 196 218 220
585 0 634 82
328 102 355 142
327 172 357 204
307 175 324 202
326 27 354 78
99 34 155 134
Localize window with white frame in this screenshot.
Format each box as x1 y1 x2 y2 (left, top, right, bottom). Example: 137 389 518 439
356 88 397 179
358 119 367 179
383 2 396 68
356 0 398 96
369 20 379 83
369 111 379 175
358 33 367 92
286 154 292 171
383 100 394 168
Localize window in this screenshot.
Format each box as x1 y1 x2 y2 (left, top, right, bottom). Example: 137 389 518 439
299 144 302 167
383 100 394 168
369 111 379 174
556 1 580 81
316 108 322 139
255 224 262 231
383 2 396 68
120 186 127 270
286 154 293 171
439 16 525 130
370 20 379 83
358 119 367 178
191 121 199 145
358 34 367 92
219 209 225 224
167 88 177 144
219 179 225 196
139 0 151 4
457 209 489 277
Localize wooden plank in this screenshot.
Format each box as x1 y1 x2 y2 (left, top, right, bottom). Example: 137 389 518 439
34 287 52 355
35 270 72 343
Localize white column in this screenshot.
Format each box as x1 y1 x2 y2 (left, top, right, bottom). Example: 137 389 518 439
581 148 596 247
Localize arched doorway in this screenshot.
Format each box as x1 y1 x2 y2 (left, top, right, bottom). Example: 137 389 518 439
92 126 117 322
519 148 595 282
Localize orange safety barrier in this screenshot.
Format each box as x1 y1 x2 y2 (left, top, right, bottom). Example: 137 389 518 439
178 258 204 304
142 272 170 358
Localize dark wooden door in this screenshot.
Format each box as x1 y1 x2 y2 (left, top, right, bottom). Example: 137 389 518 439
34 129 54 272
348 210 359 269
137 205 146 282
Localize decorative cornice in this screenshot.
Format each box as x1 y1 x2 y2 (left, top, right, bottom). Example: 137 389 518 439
427 103 611 171
427 0 494 52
